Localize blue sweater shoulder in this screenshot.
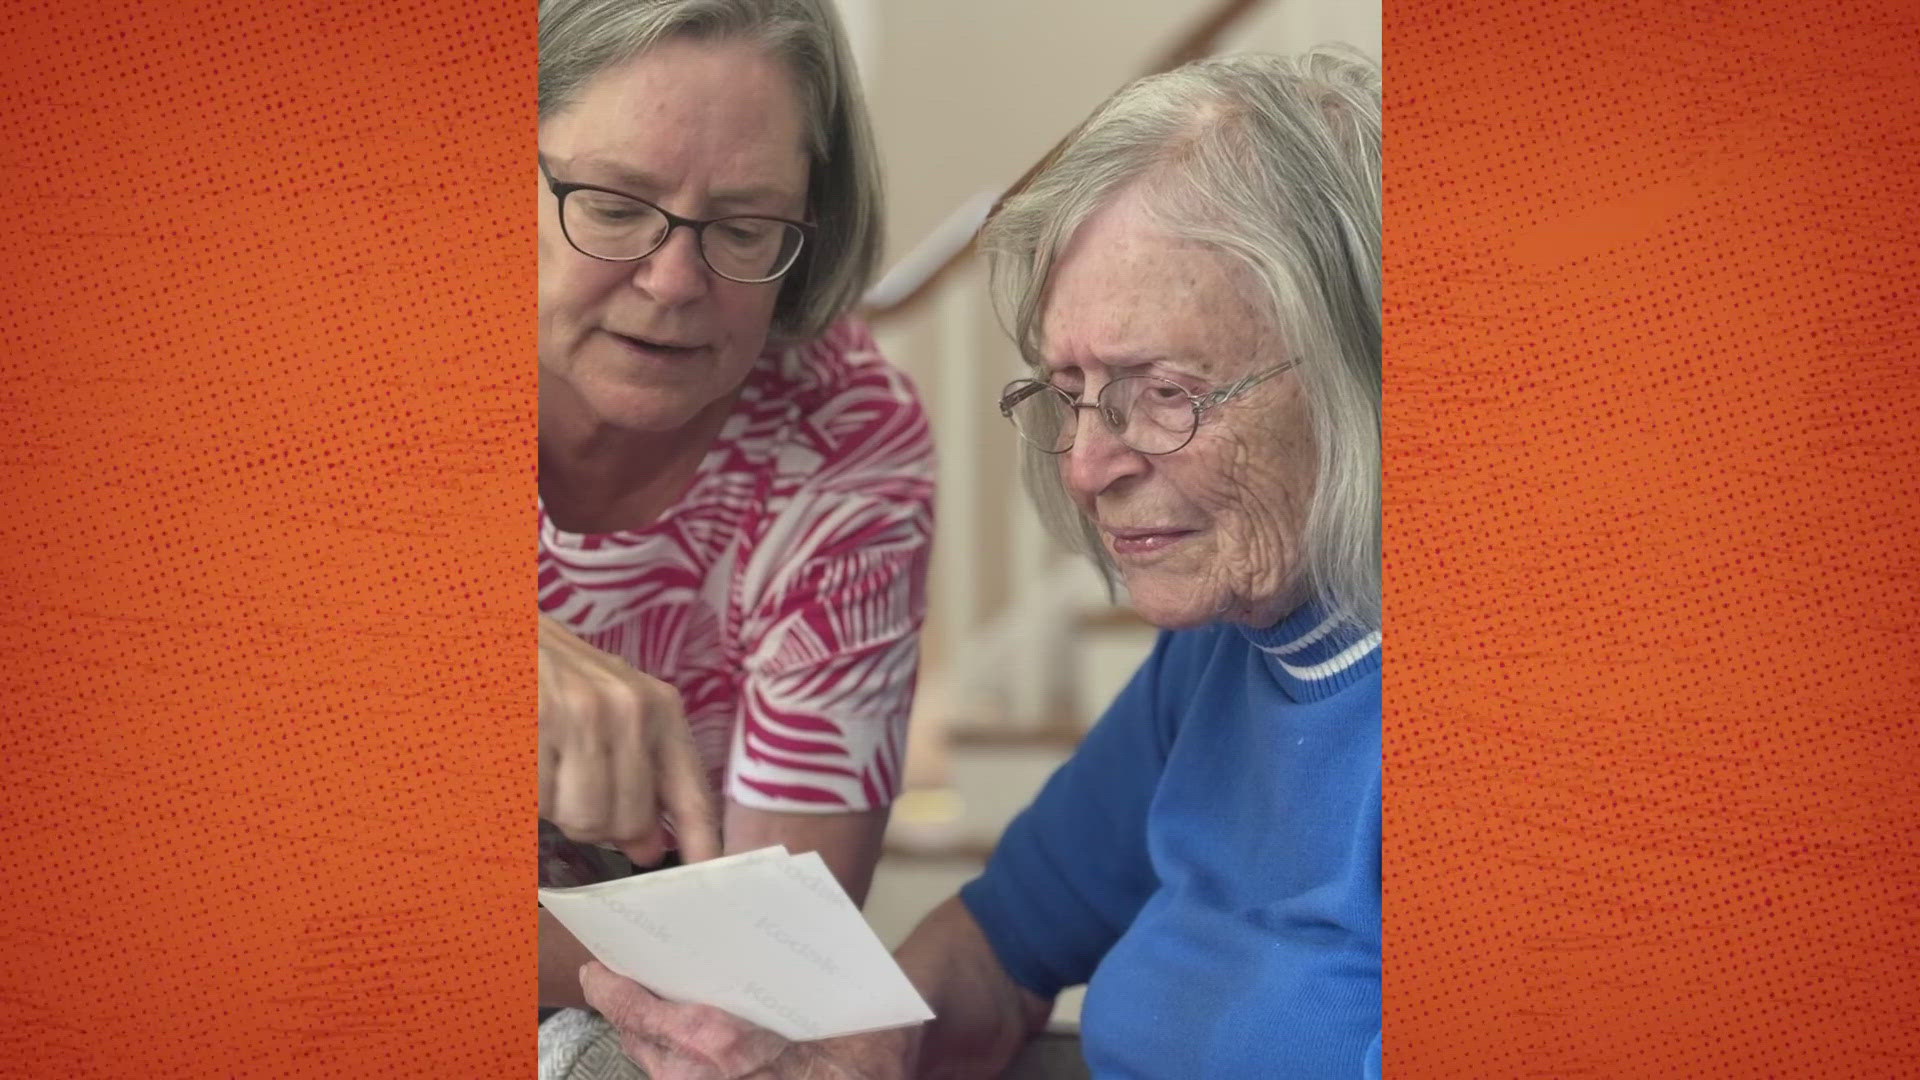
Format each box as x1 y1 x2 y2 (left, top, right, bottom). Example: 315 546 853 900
961 608 1380 1077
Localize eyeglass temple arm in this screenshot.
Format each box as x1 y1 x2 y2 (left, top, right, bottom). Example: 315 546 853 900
998 379 1054 416
1197 359 1297 409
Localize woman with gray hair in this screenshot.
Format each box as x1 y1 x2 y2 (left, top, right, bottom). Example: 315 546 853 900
535 0 933 1033
581 48 1382 1079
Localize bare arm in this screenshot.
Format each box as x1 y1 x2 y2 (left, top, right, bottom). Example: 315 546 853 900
889 895 1053 1079
540 908 596 1009
722 801 890 906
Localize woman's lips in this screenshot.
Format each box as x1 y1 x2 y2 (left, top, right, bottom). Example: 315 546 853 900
606 330 708 361
1106 529 1198 557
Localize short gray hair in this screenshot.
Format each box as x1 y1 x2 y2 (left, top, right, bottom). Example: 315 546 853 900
983 48 1382 631
539 0 884 344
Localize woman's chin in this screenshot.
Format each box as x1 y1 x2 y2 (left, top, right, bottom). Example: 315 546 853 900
1121 583 1221 631
1124 576 1299 630
580 385 719 435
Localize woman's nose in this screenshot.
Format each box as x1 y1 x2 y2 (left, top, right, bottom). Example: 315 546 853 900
632 224 710 305
1063 405 1146 496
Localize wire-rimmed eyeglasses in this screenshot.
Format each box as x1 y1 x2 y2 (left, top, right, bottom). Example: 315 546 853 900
539 159 813 284
998 362 1296 455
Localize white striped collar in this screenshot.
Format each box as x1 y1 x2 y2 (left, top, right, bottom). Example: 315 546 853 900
1239 603 1380 702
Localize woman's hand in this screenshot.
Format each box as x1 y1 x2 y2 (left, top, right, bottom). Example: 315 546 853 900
580 963 912 1080
539 614 721 866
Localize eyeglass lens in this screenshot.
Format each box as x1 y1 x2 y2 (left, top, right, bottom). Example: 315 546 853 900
1004 377 1198 454
563 190 805 282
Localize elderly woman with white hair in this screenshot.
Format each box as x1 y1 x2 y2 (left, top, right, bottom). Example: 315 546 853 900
535 0 933 1030
581 48 1382 1080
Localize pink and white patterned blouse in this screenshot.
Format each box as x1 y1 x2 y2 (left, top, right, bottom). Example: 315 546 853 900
538 318 934 887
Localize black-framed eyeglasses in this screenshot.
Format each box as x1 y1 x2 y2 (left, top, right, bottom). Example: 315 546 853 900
998 362 1296 455
539 159 813 284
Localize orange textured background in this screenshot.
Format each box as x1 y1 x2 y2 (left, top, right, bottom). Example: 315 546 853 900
1384 0 1920 1075
0 0 533 1076
8 0 1920 1076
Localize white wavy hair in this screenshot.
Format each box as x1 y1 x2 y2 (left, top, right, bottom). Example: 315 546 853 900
983 48 1382 631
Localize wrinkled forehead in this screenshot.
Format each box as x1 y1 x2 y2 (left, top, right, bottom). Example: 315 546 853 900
1034 198 1279 374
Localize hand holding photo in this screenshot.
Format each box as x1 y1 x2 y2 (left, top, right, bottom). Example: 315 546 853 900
537 847 933 1041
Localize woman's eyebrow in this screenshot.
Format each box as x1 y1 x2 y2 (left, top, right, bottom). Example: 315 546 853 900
1103 353 1214 380
1036 351 1203 376
559 156 663 192
553 157 797 213
708 185 798 213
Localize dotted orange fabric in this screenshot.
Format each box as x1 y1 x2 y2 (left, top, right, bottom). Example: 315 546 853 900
1385 0 1920 1075
0 1 534 1076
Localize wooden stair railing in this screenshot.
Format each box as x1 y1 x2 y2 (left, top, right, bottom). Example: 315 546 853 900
861 0 1273 324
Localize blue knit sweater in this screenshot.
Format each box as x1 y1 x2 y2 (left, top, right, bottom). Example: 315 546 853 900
960 604 1381 1078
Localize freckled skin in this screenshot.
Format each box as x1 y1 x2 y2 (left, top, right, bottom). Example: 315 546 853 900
537 39 810 437
1041 184 1316 629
